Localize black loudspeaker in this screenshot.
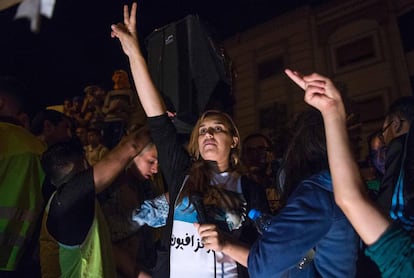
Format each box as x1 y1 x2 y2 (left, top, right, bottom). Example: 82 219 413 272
145 15 233 133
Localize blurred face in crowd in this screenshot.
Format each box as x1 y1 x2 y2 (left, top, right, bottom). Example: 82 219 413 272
85 91 95 101
242 135 272 171
0 94 21 118
72 99 82 112
45 119 72 146
94 88 106 103
63 99 72 112
381 113 411 147
130 143 158 180
87 130 102 148
75 127 88 146
112 70 130 90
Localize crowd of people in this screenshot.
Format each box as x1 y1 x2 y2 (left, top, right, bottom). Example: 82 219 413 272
1 2 414 278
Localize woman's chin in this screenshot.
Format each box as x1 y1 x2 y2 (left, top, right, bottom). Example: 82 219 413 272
201 151 219 162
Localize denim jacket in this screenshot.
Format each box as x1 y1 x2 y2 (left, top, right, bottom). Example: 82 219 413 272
248 171 359 277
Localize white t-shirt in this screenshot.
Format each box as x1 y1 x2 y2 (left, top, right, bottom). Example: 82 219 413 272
170 172 246 278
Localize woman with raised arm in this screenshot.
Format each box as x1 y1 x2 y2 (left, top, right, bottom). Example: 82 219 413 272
159 72 357 278
285 69 414 276
111 3 268 278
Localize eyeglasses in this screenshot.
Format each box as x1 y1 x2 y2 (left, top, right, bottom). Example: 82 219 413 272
377 121 393 144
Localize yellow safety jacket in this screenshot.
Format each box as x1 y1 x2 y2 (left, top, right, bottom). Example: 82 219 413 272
0 122 45 271
40 195 116 278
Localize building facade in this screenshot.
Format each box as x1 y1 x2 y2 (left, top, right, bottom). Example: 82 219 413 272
224 0 414 160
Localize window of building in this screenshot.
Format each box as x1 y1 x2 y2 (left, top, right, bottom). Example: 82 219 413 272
258 102 289 158
336 37 375 67
398 10 414 52
410 76 414 94
257 57 284 80
330 32 381 73
353 95 385 122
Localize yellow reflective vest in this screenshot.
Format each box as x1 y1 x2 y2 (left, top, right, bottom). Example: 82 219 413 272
0 122 45 271
40 195 116 278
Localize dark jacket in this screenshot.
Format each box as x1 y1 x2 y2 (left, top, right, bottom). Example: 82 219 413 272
377 134 406 214
378 126 414 230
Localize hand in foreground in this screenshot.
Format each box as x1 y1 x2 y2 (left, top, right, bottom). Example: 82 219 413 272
284 69 346 119
120 125 151 156
111 2 141 58
194 223 227 252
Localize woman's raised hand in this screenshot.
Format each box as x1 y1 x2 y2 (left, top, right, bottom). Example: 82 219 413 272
111 2 141 59
284 69 346 119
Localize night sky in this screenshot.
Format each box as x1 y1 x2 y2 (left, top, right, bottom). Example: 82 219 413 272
0 0 330 116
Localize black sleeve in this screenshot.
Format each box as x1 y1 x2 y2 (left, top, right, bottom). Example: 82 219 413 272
239 175 270 245
46 168 95 246
147 114 191 202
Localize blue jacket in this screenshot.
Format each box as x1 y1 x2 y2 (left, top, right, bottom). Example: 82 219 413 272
248 171 358 277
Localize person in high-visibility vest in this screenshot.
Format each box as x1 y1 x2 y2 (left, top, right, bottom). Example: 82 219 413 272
0 76 46 276
39 127 151 278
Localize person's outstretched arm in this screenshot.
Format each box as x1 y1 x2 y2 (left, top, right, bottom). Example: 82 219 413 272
110 2 165 117
284 69 390 245
93 126 150 193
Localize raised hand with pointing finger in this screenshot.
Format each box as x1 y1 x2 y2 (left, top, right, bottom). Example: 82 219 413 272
284 69 346 120
284 67 414 277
